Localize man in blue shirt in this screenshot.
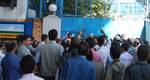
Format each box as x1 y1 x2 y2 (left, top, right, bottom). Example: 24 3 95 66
58 39 96 80
17 35 31 59
1 42 22 80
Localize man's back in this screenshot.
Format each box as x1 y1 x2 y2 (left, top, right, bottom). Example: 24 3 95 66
128 47 137 63
97 45 110 65
58 56 96 80
105 62 126 80
124 62 150 80
120 52 133 66
93 62 104 80
17 45 31 59
2 53 21 80
40 41 63 77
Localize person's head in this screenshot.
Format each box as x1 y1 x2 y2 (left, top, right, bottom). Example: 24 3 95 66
22 35 32 46
86 50 93 61
48 4 57 14
66 38 72 46
67 32 72 39
133 39 140 47
114 34 122 42
137 45 150 61
77 32 82 36
128 38 134 45
56 38 62 44
88 33 94 38
41 34 48 42
20 55 35 74
48 29 58 40
32 40 39 48
70 37 81 49
86 37 97 49
121 41 130 52
78 40 90 56
17 35 23 45
31 37 34 41
5 42 17 53
17 35 32 46
110 44 122 60
97 35 107 46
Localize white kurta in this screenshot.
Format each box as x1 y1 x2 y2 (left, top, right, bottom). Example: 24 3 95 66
19 73 44 80
43 15 61 38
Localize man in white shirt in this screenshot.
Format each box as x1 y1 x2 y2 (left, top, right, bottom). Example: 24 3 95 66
97 29 111 67
43 4 61 38
20 55 44 80
120 41 133 66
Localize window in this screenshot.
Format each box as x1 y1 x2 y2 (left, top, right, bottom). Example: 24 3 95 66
0 0 17 8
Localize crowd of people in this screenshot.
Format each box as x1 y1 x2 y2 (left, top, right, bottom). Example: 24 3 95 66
0 29 150 80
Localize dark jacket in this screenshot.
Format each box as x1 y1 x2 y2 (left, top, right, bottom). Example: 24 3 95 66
105 62 126 80
124 62 150 80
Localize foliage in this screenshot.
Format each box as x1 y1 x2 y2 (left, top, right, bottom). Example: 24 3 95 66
63 0 75 15
34 0 111 17
77 0 91 16
92 0 111 17
63 0 111 17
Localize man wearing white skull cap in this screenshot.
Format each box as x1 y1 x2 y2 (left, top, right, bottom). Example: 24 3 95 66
43 4 61 38
49 4 57 12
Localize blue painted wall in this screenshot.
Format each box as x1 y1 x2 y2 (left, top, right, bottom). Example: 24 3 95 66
24 22 33 36
61 17 112 38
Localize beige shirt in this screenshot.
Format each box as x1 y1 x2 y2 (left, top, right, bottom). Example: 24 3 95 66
40 41 64 77
93 62 104 80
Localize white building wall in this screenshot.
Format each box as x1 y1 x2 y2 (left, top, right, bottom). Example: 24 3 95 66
0 0 27 20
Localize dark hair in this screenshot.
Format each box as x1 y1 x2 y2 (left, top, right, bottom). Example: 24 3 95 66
0 42 2 48
5 42 16 53
86 37 97 48
137 45 150 61
67 32 72 37
122 41 130 51
31 37 34 41
17 35 23 43
133 41 140 47
86 50 93 61
23 35 30 41
32 40 39 48
110 44 122 59
128 38 133 45
17 35 31 43
97 35 106 46
41 34 48 41
70 37 81 48
78 41 89 56
20 55 35 74
48 29 58 40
